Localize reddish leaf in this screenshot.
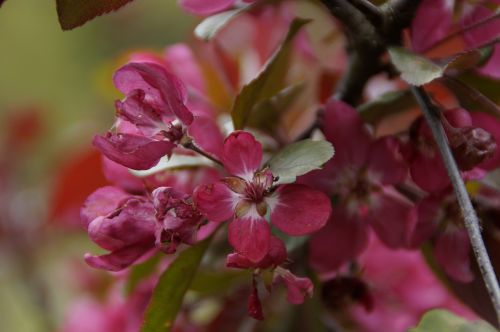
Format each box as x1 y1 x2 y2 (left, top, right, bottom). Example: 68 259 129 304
56 0 136 30
49 148 108 228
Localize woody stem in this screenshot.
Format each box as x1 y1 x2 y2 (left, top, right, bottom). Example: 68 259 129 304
411 86 500 324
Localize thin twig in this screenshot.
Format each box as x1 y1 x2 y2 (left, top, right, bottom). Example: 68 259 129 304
182 141 224 167
411 86 500 324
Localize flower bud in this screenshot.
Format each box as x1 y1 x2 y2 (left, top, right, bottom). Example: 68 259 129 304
448 126 496 171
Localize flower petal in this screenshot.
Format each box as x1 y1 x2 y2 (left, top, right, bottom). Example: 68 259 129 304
278 272 314 305
193 182 237 222
309 210 369 275
80 186 129 229
188 115 224 159
227 235 286 269
84 245 153 272
367 187 417 249
366 137 407 185
410 149 450 192
410 0 452 53
269 184 331 236
178 0 235 16
113 62 193 125
115 90 166 137
228 215 270 263
434 229 474 283
101 157 144 193
222 131 262 179
87 199 156 251
93 133 175 170
408 194 442 248
323 99 372 169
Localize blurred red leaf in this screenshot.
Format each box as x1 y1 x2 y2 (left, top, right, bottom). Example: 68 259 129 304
49 148 108 228
56 0 137 30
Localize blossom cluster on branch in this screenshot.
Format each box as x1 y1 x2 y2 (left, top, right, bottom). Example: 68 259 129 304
61 0 500 330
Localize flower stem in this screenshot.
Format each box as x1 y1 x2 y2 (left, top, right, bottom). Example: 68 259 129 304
411 86 500 324
182 141 224 167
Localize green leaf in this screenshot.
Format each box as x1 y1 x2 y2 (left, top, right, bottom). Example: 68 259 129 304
141 237 212 332
388 47 444 86
56 0 136 30
389 47 492 87
194 8 247 41
357 89 416 124
247 82 305 134
125 253 162 295
231 18 310 130
408 309 497 332
190 269 250 296
268 139 334 184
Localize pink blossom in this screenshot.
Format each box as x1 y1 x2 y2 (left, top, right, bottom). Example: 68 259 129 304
304 100 414 274
60 282 153 332
82 187 156 271
226 235 287 270
409 192 474 283
227 235 314 318
101 157 144 194
462 5 500 79
194 131 331 262
275 269 314 305
93 132 176 170
94 62 195 170
411 0 453 53
152 186 204 254
347 234 476 332
405 109 499 192
178 0 255 16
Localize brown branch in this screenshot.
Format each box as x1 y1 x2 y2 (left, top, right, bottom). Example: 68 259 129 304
411 86 500 324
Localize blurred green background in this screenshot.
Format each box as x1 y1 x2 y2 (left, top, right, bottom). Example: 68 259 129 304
0 1 195 330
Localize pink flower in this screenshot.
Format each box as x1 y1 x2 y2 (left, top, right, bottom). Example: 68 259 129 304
411 1 500 78
93 132 176 171
347 234 476 332
152 186 205 254
304 100 414 274
82 186 156 271
409 192 474 283
93 62 194 170
274 269 314 305
194 131 331 262
226 235 287 270
405 109 499 192
178 0 255 16
410 0 453 53
462 5 500 79
227 235 314 318
113 62 193 125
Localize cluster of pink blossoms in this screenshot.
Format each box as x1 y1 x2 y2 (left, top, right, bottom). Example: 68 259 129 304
84 50 332 318
71 0 500 330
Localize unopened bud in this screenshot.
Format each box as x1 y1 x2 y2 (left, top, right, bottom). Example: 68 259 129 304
449 126 496 171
